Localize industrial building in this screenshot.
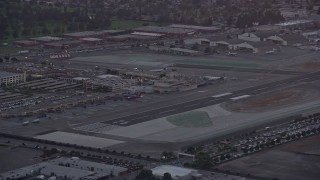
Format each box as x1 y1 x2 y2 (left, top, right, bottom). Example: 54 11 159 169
72 75 137 92
18 79 80 92
0 71 26 86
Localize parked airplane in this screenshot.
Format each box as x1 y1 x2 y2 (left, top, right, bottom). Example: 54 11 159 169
203 75 226 81
265 48 278 55
150 67 167 72
225 51 238 56
122 93 144 100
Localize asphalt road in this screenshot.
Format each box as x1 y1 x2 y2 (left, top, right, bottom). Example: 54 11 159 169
103 71 320 126
175 64 305 75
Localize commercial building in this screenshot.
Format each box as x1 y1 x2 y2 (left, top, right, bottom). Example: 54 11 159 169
0 157 127 180
71 75 137 92
0 71 26 86
18 78 80 92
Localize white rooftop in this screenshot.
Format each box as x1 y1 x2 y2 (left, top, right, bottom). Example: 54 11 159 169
97 74 120 79
131 32 165 37
0 71 22 78
81 37 103 41
151 165 197 178
73 77 90 81
276 19 313 26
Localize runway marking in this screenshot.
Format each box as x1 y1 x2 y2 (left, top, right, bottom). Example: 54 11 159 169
131 115 149 121
159 109 176 114
198 91 207 93
252 87 269 92
299 78 311 81
212 92 232 98
185 103 201 108
230 95 251 100
209 99 219 102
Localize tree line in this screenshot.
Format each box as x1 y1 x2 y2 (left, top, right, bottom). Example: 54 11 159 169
0 1 111 40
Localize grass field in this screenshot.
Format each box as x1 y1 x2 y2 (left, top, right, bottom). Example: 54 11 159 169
0 144 8 150
167 111 212 128
0 45 27 55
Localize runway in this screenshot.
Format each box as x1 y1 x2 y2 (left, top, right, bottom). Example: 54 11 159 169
175 64 305 75
102 71 320 126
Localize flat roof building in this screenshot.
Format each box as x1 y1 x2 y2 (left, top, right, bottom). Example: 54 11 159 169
106 34 159 42
131 31 166 37
80 37 104 44
63 30 127 39
29 36 64 43
0 157 127 180
133 26 196 36
151 165 197 179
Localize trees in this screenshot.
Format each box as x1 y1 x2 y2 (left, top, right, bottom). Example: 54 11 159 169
163 172 172 180
135 169 155 180
192 152 213 170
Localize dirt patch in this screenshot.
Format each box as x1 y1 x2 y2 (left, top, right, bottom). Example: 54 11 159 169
225 89 306 113
290 62 320 70
217 134 320 180
301 62 320 69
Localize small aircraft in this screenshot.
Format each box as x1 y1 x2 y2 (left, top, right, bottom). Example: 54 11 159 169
203 75 226 81
225 51 238 56
122 93 144 100
150 67 167 73
265 48 278 55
